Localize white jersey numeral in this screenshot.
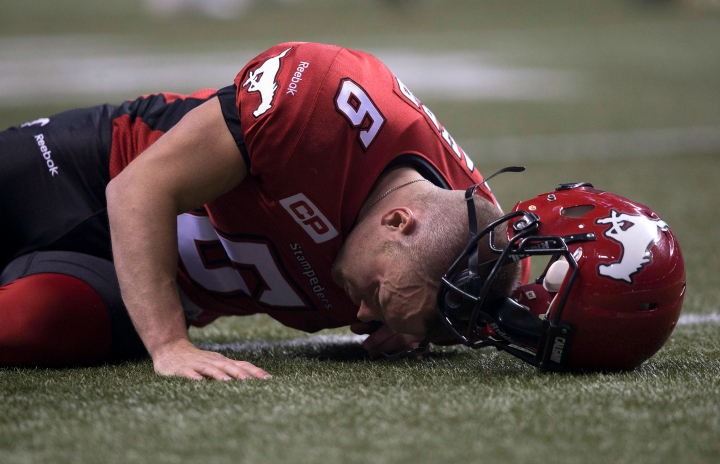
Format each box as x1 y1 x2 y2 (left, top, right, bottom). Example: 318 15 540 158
334 78 386 151
396 76 475 173
177 213 306 308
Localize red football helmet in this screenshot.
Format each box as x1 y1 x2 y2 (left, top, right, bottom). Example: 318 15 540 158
437 176 685 371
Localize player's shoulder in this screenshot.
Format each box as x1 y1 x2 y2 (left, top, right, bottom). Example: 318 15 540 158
255 42 343 58
251 42 380 62
235 42 481 186
240 42 389 88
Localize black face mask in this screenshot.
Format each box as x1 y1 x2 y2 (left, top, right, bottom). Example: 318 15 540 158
435 169 596 371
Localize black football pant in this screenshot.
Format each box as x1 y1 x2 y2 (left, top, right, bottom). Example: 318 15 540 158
0 106 146 363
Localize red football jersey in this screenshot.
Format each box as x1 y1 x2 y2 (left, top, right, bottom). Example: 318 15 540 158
174 42 498 332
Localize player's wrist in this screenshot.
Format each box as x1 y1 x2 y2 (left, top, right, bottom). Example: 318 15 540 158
148 336 194 360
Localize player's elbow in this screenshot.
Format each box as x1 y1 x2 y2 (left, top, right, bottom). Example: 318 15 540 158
106 168 178 223
106 169 147 221
106 160 155 206
105 174 129 215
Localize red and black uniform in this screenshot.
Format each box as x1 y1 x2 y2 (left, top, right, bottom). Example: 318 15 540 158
174 43 494 332
0 90 220 362
0 42 498 365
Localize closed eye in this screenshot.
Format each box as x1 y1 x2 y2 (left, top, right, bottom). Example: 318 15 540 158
373 286 381 309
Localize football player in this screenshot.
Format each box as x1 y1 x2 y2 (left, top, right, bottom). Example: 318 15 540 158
0 43 521 379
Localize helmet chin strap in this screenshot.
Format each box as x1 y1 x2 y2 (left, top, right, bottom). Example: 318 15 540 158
464 166 526 298
360 167 527 357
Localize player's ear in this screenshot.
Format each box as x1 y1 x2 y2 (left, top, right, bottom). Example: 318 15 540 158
380 207 416 236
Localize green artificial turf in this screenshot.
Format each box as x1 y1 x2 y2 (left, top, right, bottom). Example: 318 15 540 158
1 1 719 463
2 320 719 464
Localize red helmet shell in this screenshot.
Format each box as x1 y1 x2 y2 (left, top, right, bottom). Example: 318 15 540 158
509 187 685 370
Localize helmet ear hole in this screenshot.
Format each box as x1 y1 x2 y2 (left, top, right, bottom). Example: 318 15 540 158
561 205 595 218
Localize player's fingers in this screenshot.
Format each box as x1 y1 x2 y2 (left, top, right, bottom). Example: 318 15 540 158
362 325 396 352
174 367 204 381
372 334 415 356
207 359 271 380
226 360 272 380
411 345 431 360
218 364 249 380
198 351 254 377
351 321 384 335
238 361 272 379
195 364 234 381
153 359 204 380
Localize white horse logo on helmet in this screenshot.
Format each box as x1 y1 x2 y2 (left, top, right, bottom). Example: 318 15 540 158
595 209 669 283
242 47 292 118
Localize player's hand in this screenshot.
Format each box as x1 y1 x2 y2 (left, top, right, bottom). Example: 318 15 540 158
151 338 271 381
350 322 429 360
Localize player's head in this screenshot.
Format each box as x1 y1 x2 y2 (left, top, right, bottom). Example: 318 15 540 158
331 178 520 337
436 182 685 371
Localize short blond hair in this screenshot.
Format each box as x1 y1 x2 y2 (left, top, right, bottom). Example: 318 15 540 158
407 189 521 343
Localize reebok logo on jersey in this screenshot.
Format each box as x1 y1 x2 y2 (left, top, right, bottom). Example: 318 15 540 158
286 61 309 96
33 134 59 176
280 193 338 244
242 47 292 117
21 117 50 128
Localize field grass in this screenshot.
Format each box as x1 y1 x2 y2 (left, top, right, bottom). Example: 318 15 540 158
1 1 719 463
2 315 719 464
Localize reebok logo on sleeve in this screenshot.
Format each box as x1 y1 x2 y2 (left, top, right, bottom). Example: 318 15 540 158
33 133 60 176
286 61 309 96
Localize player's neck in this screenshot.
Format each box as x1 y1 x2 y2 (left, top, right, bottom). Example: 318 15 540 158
357 166 427 222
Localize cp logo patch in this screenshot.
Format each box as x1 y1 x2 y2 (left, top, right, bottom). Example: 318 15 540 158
280 193 339 244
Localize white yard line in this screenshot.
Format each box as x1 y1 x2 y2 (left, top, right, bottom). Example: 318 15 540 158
375 50 580 102
3 36 717 158
0 37 579 106
198 313 719 352
677 312 720 325
198 334 366 354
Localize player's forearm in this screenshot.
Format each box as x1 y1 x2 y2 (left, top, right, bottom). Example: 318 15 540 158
106 176 189 357
107 96 247 361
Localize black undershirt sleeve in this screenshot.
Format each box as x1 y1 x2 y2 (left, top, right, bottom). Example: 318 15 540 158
217 85 250 170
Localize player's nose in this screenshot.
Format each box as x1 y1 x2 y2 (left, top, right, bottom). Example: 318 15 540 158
356 300 380 323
